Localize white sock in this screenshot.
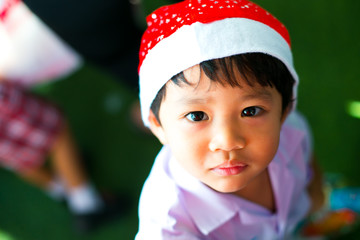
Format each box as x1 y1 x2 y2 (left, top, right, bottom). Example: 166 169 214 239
46 179 66 201
66 183 104 215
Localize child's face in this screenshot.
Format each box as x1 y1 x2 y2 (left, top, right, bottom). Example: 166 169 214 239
149 64 287 195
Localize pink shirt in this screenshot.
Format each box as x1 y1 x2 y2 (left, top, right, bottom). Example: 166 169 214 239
136 111 312 240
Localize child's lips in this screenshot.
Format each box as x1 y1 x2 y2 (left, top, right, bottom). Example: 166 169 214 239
211 161 248 176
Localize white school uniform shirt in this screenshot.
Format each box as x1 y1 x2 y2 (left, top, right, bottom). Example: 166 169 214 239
136 111 313 240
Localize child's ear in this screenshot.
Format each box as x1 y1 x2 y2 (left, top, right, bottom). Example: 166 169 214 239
148 110 168 145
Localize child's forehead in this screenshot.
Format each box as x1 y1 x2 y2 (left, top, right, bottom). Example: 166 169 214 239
167 63 271 94
165 75 277 106
182 64 202 84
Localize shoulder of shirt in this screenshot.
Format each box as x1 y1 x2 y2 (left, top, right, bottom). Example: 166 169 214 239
278 110 313 163
283 110 310 130
139 157 184 217
137 146 195 238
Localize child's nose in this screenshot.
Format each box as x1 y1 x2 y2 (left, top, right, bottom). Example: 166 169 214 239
208 120 245 152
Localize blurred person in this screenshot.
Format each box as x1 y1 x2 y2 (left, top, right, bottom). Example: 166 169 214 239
0 0 124 232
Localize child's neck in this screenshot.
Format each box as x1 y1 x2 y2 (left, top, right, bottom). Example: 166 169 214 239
233 168 276 213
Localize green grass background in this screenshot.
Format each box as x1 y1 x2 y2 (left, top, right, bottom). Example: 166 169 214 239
0 0 359 239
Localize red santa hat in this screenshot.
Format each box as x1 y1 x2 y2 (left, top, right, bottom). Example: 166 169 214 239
138 0 298 126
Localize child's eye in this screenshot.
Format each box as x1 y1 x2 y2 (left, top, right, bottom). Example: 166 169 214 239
185 111 209 122
241 107 262 117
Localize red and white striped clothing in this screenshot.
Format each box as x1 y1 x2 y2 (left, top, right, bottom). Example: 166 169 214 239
0 81 63 171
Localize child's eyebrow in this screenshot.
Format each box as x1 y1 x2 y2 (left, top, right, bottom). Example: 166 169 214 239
177 97 208 105
240 89 274 102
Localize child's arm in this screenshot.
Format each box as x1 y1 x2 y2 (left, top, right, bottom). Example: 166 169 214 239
307 155 325 214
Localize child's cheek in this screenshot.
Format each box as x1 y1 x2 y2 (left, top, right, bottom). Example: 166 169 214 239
179 120 209 133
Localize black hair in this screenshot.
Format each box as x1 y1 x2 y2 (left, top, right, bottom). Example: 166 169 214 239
150 53 295 123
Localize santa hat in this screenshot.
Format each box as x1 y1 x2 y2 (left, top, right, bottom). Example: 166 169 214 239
138 0 298 127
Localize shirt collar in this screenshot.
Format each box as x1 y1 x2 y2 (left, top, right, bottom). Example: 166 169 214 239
168 156 240 234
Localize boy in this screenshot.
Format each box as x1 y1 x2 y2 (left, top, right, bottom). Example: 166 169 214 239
136 0 324 239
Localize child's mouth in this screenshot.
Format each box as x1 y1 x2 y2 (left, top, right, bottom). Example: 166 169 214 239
211 162 248 176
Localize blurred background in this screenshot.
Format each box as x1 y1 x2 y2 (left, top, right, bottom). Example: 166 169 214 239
0 0 359 239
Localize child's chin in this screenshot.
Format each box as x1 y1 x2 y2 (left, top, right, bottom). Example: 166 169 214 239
208 183 245 194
